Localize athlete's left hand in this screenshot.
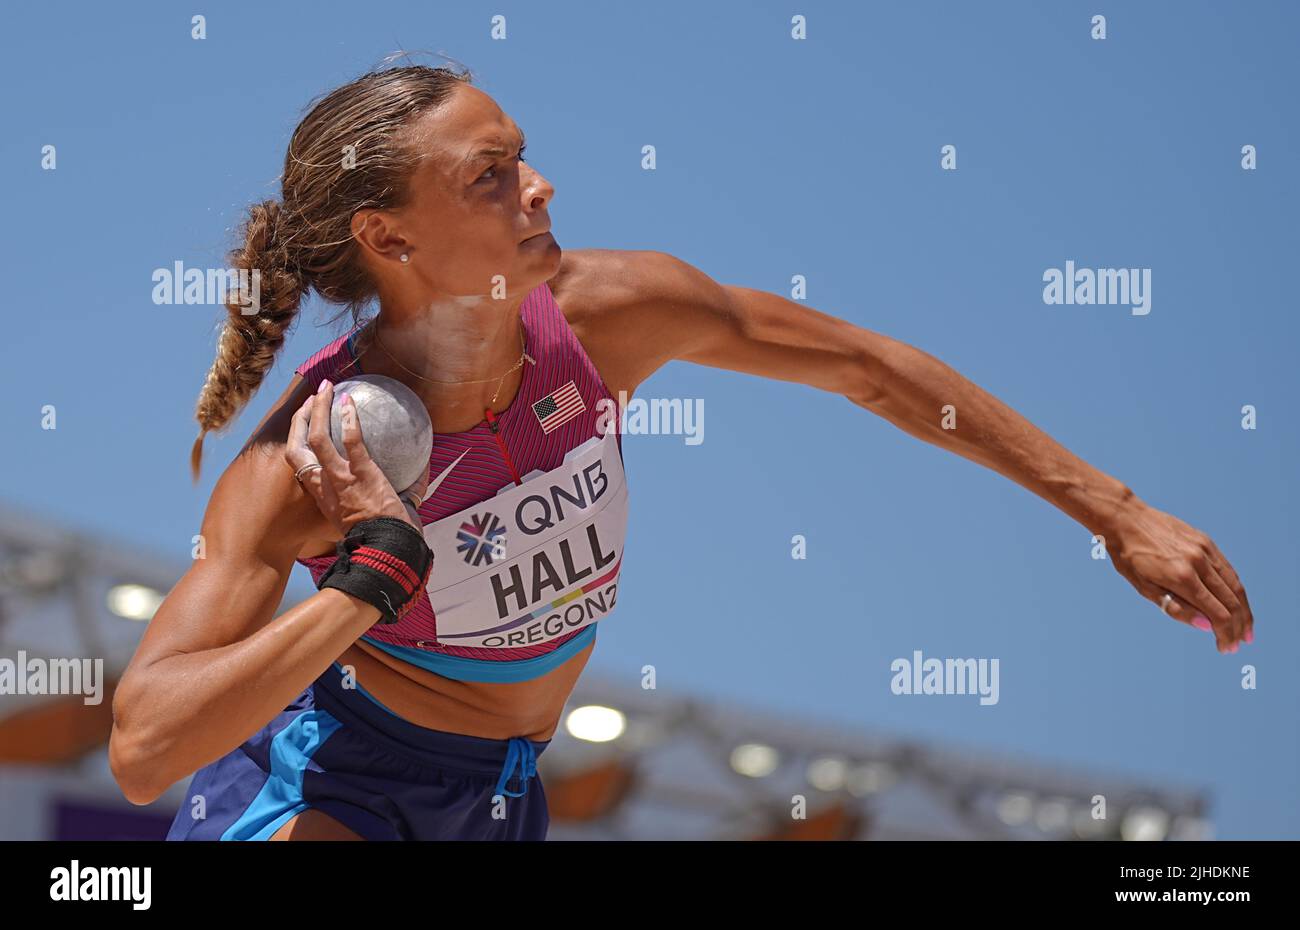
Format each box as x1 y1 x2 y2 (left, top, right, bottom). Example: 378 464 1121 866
1103 500 1253 654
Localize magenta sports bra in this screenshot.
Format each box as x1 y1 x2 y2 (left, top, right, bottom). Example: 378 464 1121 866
293 281 629 683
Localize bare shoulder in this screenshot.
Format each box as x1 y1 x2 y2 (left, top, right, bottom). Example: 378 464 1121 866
547 248 728 394
548 248 724 322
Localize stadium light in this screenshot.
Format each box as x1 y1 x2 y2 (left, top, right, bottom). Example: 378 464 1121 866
806 756 849 791
564 704 626 743
1121 806 1170 841
106 584 163 622
996 792 1035 826
730 742 779 777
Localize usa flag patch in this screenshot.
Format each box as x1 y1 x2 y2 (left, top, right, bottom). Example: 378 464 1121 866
532 380 586 434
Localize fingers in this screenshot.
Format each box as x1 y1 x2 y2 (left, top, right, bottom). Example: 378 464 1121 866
1237 583 1255 645
1204 537 1254 645
1140 584 1199 628
336 394 378 471
285 394 325 507
1201 561 1246 647
1149 591 1229 655
1126 562 1222 643
306 380 347 471
1165 570 1237 654
285 394 315 472
1178 533 1252 651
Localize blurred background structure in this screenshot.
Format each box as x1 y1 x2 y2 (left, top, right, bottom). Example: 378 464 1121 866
0 501 1212 841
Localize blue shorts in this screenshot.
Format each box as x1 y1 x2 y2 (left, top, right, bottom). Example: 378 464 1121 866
165 662 552 841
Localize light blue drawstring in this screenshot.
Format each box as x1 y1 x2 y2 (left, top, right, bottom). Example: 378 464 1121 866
494 737 537 799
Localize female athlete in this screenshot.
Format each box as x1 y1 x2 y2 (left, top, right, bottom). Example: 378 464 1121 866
107 64 1254 841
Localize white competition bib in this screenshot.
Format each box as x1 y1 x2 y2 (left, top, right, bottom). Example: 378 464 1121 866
421 430 628 649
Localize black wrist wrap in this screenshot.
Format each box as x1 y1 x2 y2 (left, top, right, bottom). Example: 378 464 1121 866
316 517 434 624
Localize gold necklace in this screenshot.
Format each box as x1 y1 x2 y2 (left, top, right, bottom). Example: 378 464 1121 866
362 317 535 406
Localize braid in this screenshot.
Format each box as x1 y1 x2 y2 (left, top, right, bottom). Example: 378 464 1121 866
189 200 307 481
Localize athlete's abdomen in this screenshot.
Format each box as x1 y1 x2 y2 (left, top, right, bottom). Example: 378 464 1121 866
336 637 595 742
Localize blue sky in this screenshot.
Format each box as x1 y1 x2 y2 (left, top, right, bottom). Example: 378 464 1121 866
2 0 1296 838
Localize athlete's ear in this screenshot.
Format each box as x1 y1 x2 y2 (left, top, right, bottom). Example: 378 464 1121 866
351 208 409 266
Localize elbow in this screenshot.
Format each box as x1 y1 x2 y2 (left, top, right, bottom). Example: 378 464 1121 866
845 350 891 413
108 685 175 806
109 729 165 806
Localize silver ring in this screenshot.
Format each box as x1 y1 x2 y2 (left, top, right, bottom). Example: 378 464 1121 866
1160 593 1175 615
294 462 324 484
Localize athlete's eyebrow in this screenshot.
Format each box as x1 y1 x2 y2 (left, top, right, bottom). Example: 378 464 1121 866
462 128 527 170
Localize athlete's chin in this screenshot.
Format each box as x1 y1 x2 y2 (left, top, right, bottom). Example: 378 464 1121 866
519 234 561 271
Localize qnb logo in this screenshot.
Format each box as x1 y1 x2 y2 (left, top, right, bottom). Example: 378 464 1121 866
49 860 151 910
457 512 507 566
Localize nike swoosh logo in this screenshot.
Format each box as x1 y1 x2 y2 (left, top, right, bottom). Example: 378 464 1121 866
422 448 470 503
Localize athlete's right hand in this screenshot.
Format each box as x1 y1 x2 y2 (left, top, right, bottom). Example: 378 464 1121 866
285 379 420 535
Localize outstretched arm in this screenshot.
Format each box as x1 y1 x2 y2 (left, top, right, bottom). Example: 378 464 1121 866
593 249 1253 654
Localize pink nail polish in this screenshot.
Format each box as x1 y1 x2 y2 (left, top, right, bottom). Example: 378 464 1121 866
1191 616 1213 632
318 378 331 393
339 392 351 406
1244 629 1254 645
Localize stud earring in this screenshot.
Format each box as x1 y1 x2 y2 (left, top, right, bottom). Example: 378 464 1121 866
399 253 409 263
